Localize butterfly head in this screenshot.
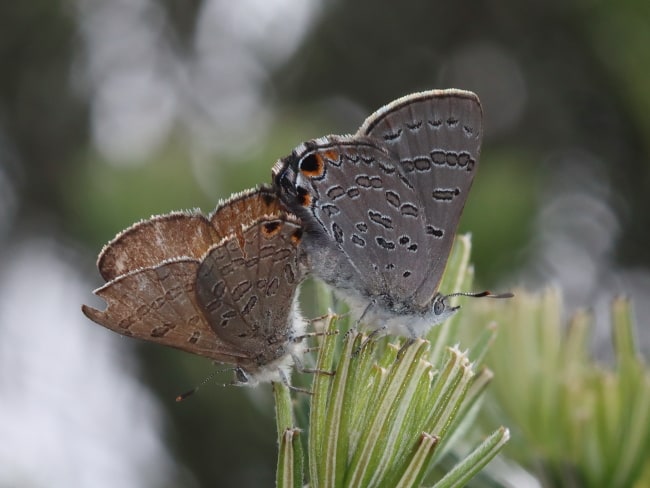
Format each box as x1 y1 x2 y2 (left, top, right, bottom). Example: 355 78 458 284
272 154 298 198
273 145 325 221
431 292 462 322
433 289 514 320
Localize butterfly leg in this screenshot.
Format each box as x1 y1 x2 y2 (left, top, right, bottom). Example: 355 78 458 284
352 325 387 356
277 374 313 395
306 309 347 325
292 328 338 355
291 351 336 378
293 329 339 343
345 299 376 342
396 338 416 361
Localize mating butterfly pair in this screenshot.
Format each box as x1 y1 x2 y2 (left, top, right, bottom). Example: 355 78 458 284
83 89 508 385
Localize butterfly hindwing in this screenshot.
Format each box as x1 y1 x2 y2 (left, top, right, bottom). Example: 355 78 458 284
82 259 252 364
358 90 483 307
195 215 305 365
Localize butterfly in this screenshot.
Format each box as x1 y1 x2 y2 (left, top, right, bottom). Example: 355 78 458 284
273 89 511 341
82 187 310 386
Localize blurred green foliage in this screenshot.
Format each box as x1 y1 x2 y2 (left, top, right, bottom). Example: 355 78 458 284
462 290 650 487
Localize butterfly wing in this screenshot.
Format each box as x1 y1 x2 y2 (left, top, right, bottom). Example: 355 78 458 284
273 90 482 313
195 215 306 366
276 137 432 310
359 89 483 307
97 213 219 282
86 187 290 368
82 259 252 364
98 186 280 282
209 186 281 237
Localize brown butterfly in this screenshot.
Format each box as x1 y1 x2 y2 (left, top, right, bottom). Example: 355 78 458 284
82 187 310 386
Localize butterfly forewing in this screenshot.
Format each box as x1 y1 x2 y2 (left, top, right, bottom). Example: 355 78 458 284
98 213 219 282
98 186 281 282
209 186 282 241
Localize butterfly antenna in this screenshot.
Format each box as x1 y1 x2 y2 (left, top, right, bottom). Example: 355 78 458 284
445 290 514 300
175 368 227 402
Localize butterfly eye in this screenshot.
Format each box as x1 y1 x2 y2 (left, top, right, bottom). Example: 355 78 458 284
235 367 249 384
433 296 445 315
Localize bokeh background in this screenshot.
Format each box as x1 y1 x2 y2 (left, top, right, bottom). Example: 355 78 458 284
1 1 648 486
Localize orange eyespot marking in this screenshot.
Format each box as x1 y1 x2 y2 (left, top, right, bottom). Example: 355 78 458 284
261 192 276 207
297 187 311 207
299 153 325 177
322 150 339 162
262 221 281 236
290 228 303 245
